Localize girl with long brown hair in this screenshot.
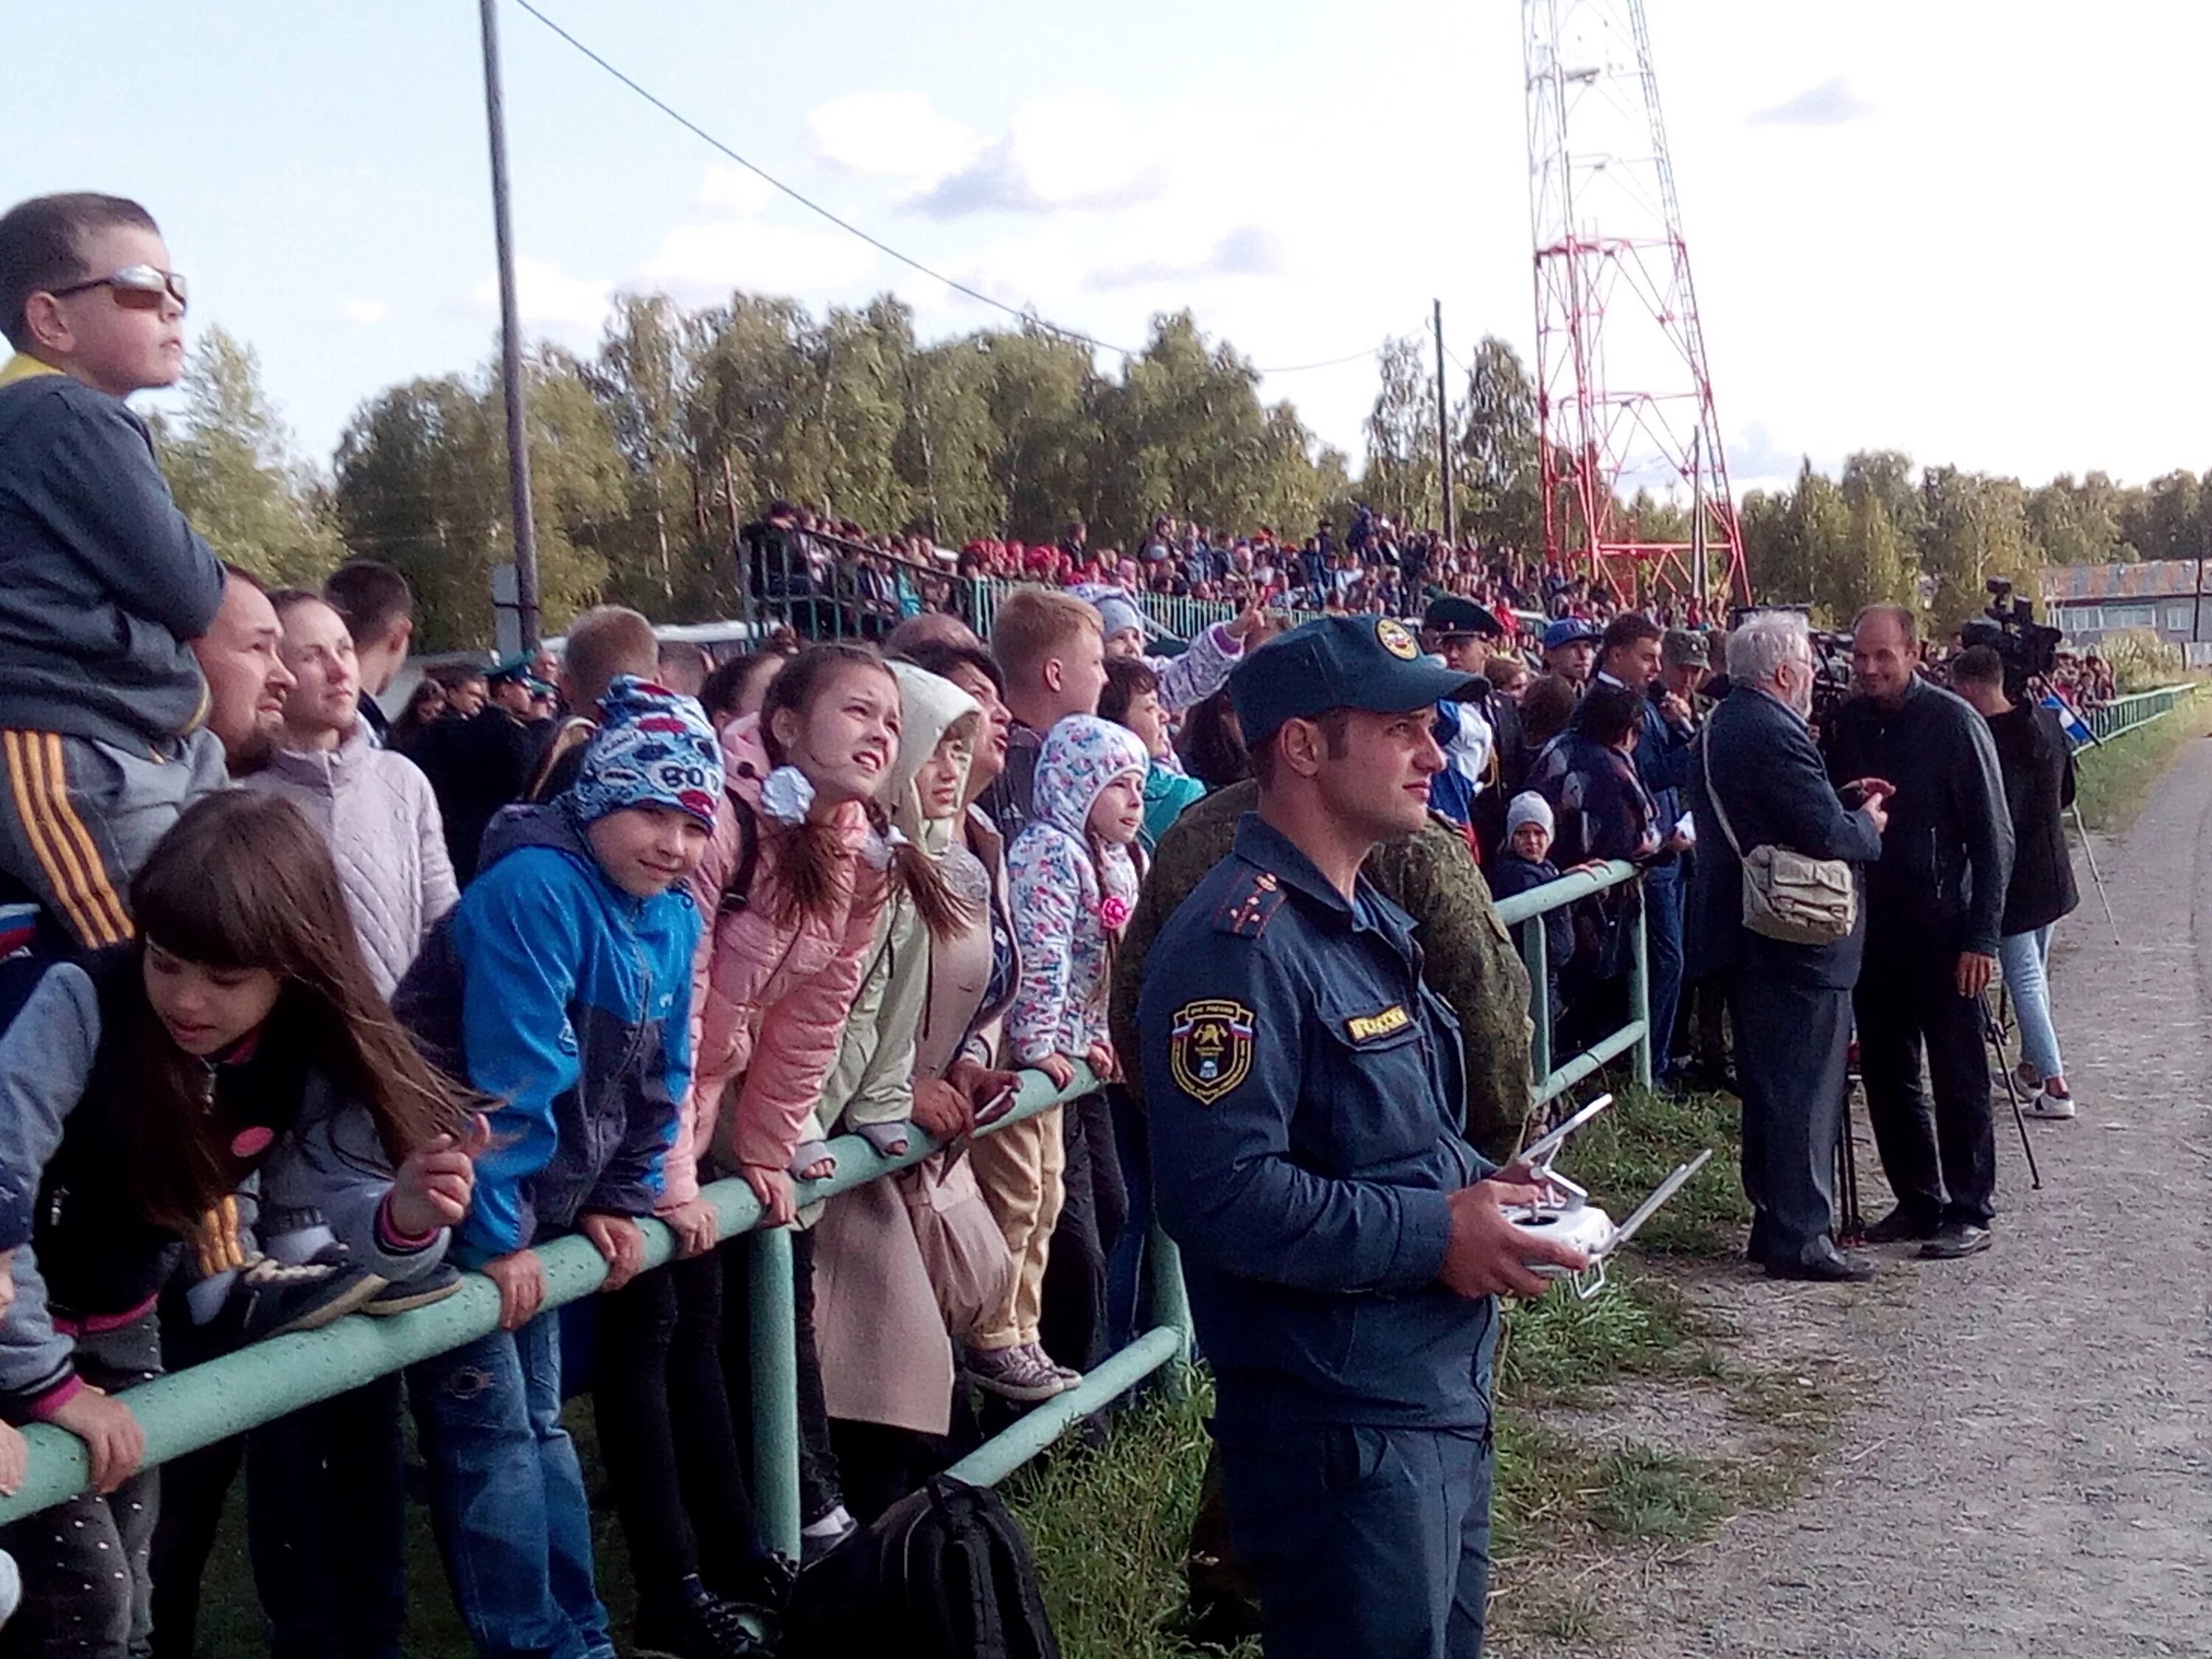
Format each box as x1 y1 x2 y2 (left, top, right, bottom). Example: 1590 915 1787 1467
0 790 479 1659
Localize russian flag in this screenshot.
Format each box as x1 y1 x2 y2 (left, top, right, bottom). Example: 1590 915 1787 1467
2042 692 2093 748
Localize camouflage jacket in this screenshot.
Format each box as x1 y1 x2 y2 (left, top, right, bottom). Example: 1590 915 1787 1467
1110 779 1535 1161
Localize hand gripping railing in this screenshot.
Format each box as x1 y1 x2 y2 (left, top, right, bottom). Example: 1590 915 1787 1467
1489 858 1652 1105
0 1064 1193 1564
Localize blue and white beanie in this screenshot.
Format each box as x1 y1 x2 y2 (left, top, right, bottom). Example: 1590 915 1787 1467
568 676 723 830
1072 582 1146 643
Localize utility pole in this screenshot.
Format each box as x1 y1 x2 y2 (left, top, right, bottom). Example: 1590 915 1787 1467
479 0 540 649
1690 426 1707 605
2194 545 2205 661
1433 299 1455 546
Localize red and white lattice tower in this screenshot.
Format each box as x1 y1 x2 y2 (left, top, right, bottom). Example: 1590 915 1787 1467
1523 0 1748 606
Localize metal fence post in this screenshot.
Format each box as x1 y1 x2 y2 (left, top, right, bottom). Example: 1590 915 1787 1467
1518 917 1551 1093
1147 1224 1194 1400
748 1228 802 1562
1628 877 1654 1090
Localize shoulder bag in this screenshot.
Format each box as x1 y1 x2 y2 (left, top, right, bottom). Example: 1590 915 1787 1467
1701 728 1857 946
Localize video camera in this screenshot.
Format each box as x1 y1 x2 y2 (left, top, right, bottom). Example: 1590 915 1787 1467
1958 577 2062 700
1728 605 1854 726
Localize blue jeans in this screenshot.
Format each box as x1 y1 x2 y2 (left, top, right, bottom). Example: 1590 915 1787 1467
1644 861 1686 1075
2000 926 2064 1082
410 1314 612 1659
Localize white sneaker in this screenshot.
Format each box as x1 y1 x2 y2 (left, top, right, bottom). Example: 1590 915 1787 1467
2023 1088 2076 1120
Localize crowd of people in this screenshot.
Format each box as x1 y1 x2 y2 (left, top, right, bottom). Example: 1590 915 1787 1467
0 186 2096 1659
741 495 1734 655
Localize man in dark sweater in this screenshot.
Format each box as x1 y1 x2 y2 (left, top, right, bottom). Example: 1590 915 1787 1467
1826 605 2014 1260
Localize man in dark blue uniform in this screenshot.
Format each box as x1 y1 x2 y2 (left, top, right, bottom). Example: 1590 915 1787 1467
1139 615 1588 1659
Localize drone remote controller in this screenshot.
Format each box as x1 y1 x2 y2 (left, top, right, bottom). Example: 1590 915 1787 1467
1505 1093 1714 1299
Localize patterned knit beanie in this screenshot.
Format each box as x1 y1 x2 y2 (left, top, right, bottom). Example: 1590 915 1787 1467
569 676 723 830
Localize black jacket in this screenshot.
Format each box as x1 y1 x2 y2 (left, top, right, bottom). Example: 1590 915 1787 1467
1986 701 2078 935
407 706 541 883
0 371 224 751
1688 685 1885 989
1825 677 2014 957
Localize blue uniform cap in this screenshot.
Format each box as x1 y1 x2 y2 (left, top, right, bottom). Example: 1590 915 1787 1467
1229 615 1481 745
1542 616 1603 650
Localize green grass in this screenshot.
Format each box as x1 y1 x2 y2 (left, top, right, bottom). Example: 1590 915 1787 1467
2073 688 2212 831
1588 1445 1729 1540
1006 1381 1256 1659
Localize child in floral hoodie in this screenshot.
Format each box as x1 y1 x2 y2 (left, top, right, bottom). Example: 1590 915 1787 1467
970 715 1149 1401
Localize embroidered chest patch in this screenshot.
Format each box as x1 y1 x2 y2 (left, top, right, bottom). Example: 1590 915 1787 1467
1169 999 1256 1105
1343 1004 1413 1043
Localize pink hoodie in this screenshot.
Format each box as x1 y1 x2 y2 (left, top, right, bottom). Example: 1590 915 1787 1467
659 715 887 1208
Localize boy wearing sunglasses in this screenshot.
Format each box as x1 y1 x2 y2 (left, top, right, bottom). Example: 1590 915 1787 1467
0 193 226 951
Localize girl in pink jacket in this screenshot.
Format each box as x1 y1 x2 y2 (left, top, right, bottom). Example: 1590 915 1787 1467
592 646 912 1624
698 644 914 1560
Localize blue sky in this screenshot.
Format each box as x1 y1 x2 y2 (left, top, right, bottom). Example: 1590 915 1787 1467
10 0 2205 497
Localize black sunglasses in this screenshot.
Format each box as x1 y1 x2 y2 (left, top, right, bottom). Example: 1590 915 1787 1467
51 263 189 313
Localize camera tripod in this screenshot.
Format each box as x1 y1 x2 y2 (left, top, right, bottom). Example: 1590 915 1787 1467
1834 1057 1865 1245
1981 989 2042 1191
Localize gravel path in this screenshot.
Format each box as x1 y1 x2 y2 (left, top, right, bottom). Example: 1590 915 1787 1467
1613 732 2212 1658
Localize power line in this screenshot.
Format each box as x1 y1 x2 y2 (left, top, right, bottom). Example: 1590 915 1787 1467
509 0 1393 376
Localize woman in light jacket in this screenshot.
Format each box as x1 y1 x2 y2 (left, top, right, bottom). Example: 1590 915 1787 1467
241 590 456 996
811 663 1020 1519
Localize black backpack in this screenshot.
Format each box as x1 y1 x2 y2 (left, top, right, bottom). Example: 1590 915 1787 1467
784 1476 1061 1659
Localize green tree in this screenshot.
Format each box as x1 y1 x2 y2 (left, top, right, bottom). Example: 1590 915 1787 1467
1092 312 1323 546
2026 472 2132 566
1916 466 2036 633
334 352 622 650
153 326 345 586
1453 335 1543 554
2117 470 2199 566
585 293 714 616
1360 334 1439 529
980 327 1101 543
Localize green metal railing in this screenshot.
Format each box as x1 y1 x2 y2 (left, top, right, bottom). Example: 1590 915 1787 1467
0 869 1652 1562
1492 859 1652 1105
0 1064 1188 1564
2080 682 2199 744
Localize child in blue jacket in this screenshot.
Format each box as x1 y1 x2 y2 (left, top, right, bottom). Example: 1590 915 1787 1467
395 678 722 1659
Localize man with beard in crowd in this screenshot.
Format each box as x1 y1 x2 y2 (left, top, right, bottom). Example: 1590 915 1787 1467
1826 604 2012 1261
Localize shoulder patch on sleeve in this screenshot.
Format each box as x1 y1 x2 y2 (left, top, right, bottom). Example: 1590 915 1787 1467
1169 999 1256 1105
1209 869 1284 939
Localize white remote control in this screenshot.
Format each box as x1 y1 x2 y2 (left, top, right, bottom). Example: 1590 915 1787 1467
1506 1093 1713 1298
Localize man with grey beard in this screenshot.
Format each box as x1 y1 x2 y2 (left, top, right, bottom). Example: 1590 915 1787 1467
1685 611 1889 1281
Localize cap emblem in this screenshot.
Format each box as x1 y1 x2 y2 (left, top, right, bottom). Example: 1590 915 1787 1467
1376 618 1420 660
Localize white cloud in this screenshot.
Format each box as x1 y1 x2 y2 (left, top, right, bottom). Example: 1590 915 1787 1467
698 162 776 217
1747 76 1874 128
635 220 877 304
914 91 1170 217
1085 225 1293 291
340 298 389 327
807 91 981 181
470 255 613 330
